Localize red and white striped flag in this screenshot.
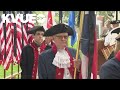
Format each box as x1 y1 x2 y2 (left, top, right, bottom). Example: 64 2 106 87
11 18 22 64
2 22 13 70
22 23 28 46
27 21 34 44
0 21 4 64
16 19 22 63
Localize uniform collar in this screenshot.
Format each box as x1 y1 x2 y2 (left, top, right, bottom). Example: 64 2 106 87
115 50 120 62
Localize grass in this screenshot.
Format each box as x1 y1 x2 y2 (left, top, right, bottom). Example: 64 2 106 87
0 64 21 79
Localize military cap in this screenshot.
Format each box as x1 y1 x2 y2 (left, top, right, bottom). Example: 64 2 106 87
44 23 74 36
110 20 120 24
27 26 45 34
111 28 120 41
111 27 120 34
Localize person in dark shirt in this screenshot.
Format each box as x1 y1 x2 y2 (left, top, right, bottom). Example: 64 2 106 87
20 26 45 79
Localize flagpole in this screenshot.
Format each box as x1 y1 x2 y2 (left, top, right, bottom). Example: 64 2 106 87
59 11 62 23
3 11 6 79
11 11 16 78
116 11 118 21
74 11 85 79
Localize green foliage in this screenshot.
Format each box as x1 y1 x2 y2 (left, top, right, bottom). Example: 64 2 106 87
96 11 116 21
67 37 78 50
32 11 117 26
32 11 80 25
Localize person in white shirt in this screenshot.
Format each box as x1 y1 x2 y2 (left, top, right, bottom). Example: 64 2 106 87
104 20 120 46
38 23 81 79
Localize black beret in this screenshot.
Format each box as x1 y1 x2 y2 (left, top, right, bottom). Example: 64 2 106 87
110 20 120 24
44 23 74 36
27 26 45 34
111 28 120 34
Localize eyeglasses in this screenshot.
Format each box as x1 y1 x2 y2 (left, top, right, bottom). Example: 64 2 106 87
55 35 68 39
35 33 44 36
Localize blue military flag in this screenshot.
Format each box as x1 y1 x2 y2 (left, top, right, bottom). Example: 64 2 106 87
68 11 77 46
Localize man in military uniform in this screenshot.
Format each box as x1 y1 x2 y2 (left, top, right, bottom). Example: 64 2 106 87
104 20 120 46
99 30 120 79
107 27 120 60
20 26 45 79
38 23 81 79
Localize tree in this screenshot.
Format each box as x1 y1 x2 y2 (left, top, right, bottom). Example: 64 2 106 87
96 11 117 21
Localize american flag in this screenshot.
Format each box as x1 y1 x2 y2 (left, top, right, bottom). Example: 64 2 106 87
24 11 34 44
13 18 22 64
12 11 34 64
0 11 34 69
0 17 4 64
0 11 14 70
27 21 34 44
2 22 13 70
